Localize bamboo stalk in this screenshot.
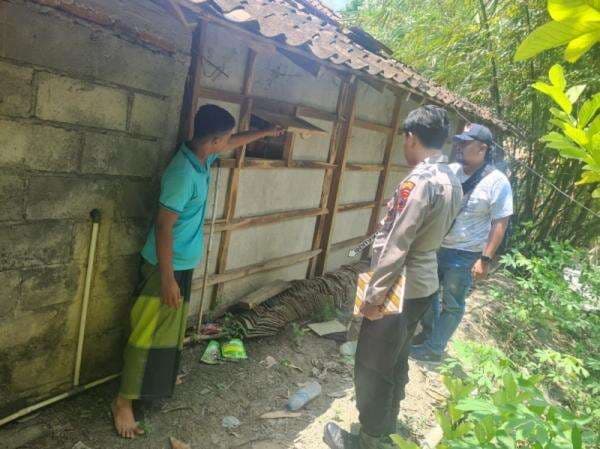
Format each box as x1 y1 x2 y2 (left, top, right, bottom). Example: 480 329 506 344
73 209 101 387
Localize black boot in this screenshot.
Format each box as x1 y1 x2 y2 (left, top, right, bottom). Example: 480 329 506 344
323 422 359 449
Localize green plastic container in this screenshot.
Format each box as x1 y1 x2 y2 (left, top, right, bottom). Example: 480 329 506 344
201 340 221 365
221 338 248 361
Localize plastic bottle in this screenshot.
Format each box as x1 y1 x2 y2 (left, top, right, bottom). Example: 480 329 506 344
287 381 322 411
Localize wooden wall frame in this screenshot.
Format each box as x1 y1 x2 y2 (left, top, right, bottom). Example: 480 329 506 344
179 19 418 318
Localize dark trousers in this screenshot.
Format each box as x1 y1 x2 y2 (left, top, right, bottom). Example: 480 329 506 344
354 294 434 437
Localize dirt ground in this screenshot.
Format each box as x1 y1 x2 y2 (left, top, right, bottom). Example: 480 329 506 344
1 279 499 449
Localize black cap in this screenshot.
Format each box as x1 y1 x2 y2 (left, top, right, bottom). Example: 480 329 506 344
453 123 493 147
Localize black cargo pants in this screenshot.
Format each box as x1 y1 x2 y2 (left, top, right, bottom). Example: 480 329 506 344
354 293 435 437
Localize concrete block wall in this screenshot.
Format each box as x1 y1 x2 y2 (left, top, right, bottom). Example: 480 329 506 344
0 0 191 416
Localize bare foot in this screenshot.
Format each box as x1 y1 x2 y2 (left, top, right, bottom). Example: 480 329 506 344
111 396 145 439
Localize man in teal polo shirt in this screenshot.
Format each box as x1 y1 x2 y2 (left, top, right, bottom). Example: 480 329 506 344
112 104 282 438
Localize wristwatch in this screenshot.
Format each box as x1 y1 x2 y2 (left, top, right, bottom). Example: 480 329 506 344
480 255 492 264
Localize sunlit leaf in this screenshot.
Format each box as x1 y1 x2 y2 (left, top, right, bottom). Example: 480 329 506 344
566 29 600 61
571 425 582 449
514 19 598 61
566 84 586 103
593 186 600 197
564 124 590 145
575 170 600 184
578 92 600 127
549 64 567 90
533 81 573 113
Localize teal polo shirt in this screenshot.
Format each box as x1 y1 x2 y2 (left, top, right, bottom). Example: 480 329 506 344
141 144 218 271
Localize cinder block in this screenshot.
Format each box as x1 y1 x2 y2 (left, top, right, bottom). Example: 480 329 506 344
1 1 189 96
0 308 59 348
0 270 20 318
20 264 83 311
36 73 128 130
116 179 157 219
0 222 72 270
81 132 159 177
81 328 125 383
10 347 74 392
0 61 33 117
129 94 167 137
0 120 80 171
92 255 140 300
26 176 116 220
86 290 132 336
106 219 150 257
0 175 25 220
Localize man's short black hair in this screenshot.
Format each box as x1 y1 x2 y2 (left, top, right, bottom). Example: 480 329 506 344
403 105 450 149
193 104 236 140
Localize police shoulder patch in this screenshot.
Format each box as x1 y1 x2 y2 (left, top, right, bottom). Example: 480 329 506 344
395 181 416 212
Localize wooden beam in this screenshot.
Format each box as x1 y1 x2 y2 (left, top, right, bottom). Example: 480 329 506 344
331 234 370 252
197 249 322 287
296 106 337 123
217 158 335 170
337 201 376 213
307 78 354 278
236 280 292 310
196 86 338 123
178 22 207 143
203 207 326 233
367 93 405 235
312 79 359 276
210 49 258 311
345 163 384 172
353 119 393 135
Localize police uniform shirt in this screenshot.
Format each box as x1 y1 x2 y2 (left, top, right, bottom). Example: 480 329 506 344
366 153 463 303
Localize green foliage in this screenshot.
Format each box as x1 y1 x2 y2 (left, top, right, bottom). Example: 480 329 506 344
343 0 600 246
492 241 600 439
515 0 600 62
534 64 600 197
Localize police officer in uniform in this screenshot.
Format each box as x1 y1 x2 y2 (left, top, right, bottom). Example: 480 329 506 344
324 106 463 449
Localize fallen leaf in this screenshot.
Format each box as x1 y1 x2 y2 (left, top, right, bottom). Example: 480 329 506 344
260 411 303 419
72 443 92 449
261 356 277 368
170 437 191 449
176 374 187 385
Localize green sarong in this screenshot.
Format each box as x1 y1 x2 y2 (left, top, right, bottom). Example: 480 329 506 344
119 262 193 400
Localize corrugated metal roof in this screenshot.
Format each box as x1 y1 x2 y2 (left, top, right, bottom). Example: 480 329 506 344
179 0 509 130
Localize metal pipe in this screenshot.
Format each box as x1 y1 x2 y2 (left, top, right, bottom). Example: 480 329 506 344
0 373 119 427
73 209 102 387
196 165 221 334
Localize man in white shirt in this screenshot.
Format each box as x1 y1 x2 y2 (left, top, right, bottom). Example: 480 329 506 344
410 124 513 362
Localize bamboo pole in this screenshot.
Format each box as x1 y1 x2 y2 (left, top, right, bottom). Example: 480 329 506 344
73 209 101 387
196 165 221 334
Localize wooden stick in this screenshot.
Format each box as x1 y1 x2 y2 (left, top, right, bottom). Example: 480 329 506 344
345 163 384 172
194 249 322 287
196 165 221 334
367 93 404 235
313 79 359 275
337 201 376 212
211 49 258 310
306 78 356 278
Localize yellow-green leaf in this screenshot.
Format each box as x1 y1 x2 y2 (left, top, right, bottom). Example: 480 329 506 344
564 30 600 61
548 0 600 22
533 82 573 114
549 64 567 90
578 93 600 128
592 186 600 197
575 171 600 185
564 124 590 145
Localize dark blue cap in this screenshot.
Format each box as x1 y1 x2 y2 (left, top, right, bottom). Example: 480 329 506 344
453 123 493 146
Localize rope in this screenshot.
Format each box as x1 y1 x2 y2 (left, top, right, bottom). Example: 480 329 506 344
450 106 600 220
